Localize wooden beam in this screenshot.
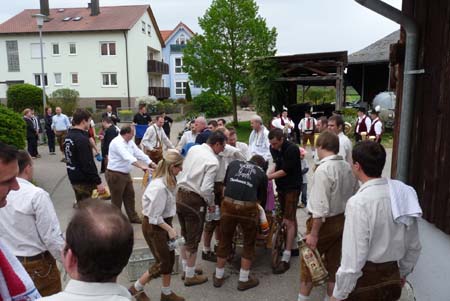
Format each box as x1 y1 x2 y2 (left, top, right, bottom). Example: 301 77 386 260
301 65 329 76
275 75 340 82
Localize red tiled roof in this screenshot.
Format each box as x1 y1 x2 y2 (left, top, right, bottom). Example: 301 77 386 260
0 5 149 33
160 30 173 41
160 22 196 42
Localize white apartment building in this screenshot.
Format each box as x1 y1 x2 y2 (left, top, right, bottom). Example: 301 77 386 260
0 1 169 111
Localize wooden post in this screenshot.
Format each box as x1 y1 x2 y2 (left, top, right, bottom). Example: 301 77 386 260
335 63 345 110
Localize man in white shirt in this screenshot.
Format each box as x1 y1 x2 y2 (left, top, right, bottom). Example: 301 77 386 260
176 131 225 287
0 142 41 301
228 128 250 159
272 110 295 139
39 201 134 301
51 107 71 162
298 111 317 150
141 115 174 164
368 110 383 143
248 115 271 161
106 126 155 224
331 141 422 301
299 131 358 301
328 115 353 164
0 150 64 297
176 123 197 152
354 107 372 142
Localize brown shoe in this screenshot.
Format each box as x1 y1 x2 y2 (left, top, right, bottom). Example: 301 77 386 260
213 272 229 288
184 274 208 287
181 268 203 281
128 285 150 301
272 261 290 274
161 292 185 301
237 275 259 291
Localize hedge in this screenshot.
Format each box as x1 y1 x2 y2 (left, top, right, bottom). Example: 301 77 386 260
193 91 232 118
0 105 26 149
7 84 44 113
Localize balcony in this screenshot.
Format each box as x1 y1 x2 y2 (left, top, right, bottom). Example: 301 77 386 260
170 44 186 53
147 60 169 74
149 86 170 99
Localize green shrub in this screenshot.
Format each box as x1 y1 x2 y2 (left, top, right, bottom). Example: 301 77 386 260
118 109 133 122
341 107 358 118
0 105 26 149
48 88 79 116
7 84 44 113
193 91 232 118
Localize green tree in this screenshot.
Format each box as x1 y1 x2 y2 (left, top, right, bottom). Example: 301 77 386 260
183 0 277 124
49 88 79 116
0 105 26 149
7 84 44 113
185 82 193 102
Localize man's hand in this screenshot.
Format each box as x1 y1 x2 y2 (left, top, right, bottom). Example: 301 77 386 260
400 277 406 287
168 227 177 240
207 205 216 213
149 162 157 169
97 183 106 194
141 165 150 172
305 233 319 250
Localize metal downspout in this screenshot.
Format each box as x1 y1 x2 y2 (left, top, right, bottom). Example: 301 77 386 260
355 0 419 182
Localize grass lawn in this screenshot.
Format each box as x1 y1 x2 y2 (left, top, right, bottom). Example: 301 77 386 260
233 121 252 143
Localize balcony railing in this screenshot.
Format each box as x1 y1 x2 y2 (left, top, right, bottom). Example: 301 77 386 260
148 86 170 99
170 44 187 53
147 60 169 74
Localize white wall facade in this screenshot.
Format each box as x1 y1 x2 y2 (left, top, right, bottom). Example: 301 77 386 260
0 9 164 109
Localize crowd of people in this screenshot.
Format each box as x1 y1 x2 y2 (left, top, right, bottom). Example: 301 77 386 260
0 106 423 301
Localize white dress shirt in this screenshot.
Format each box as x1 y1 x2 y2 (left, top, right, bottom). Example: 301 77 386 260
338 132 353 164
38 279 131 301
107 135 151 174
235 141 250 160
216 144 247 182
142 178 176 224
0 178 64 262
356 114 372 133
333 178 422 300
307 155 358 218
176 130 197 151
141 125 174 151
177 144 219 206
248 126 271 161
298 117 317 132
371 117 383 136
272 117 295 134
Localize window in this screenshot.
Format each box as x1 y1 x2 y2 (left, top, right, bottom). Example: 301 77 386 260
142 21 146 33
102 73 118 86
175 57 183 73
147 24 152 37
31 43 45 59
69 43 77 55
6 41 20 72
100 42 116 56
71 73 79 85
175 81 187 95
54 73 62 85
176 34 186 45
52 43 60 55
34 73 48 87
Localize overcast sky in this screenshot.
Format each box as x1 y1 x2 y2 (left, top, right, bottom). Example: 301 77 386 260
1 0 402 55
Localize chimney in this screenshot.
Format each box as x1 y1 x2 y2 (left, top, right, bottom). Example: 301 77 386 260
40 0 50 16
90 0 100 16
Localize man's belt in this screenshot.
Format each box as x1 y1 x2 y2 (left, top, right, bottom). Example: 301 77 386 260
223 197 256 207
303 130 313 134
17 251 51 263
106 169 129 176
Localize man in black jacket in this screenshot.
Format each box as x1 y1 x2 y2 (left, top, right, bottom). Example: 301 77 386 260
64 109 106 204
100 117 119 173
268 128 302 274
23 108 39 158
44 107 56 155
101 105 120 125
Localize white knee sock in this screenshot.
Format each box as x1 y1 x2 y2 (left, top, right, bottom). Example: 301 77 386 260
161 286 172 296
282 250 291 263
181 259 187 272
323 295 330 301
215 267 225 279
134 279 145 291
203 246 211 253
239 269 249 282
186 266 195 278
298 293 311 301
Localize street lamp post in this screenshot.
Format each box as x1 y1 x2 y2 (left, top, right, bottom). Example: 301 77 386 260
32 14 46 116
